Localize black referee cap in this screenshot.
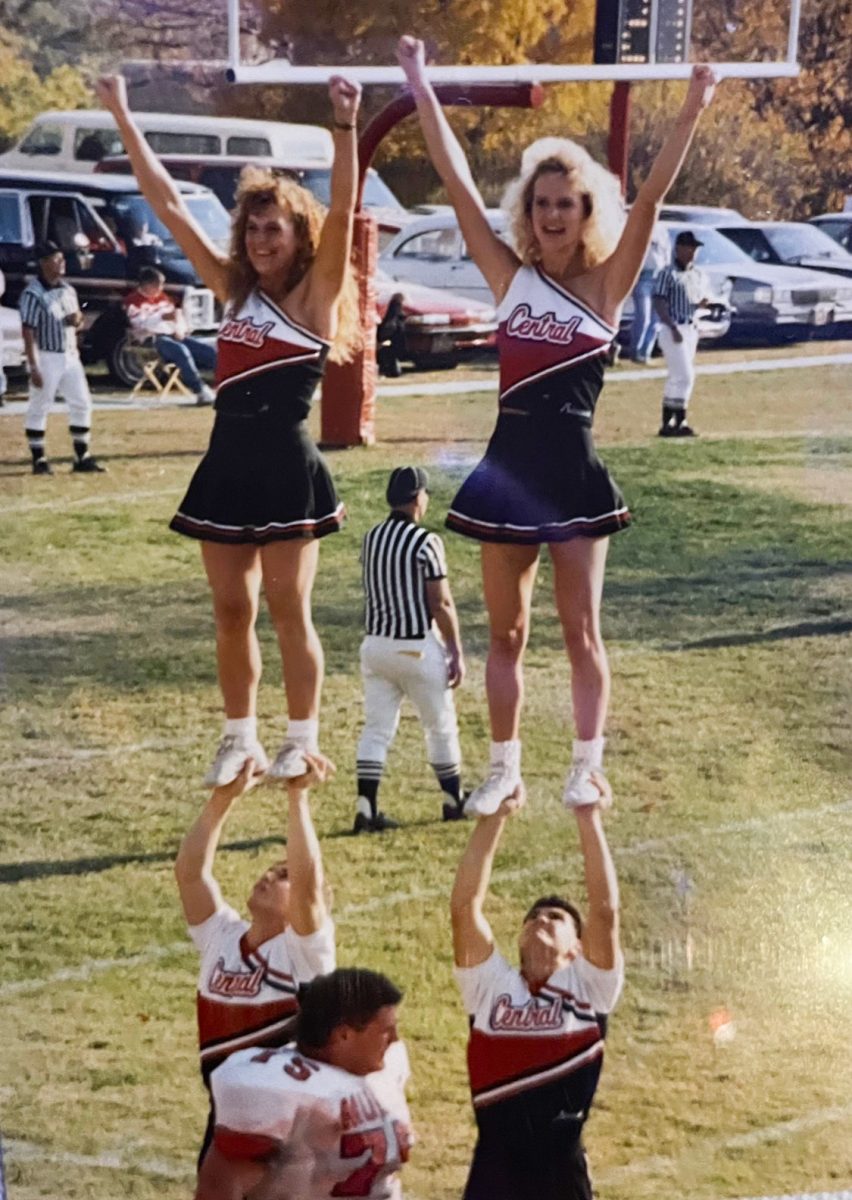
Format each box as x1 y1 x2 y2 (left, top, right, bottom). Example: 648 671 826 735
34 240 63 261
387 465 429 507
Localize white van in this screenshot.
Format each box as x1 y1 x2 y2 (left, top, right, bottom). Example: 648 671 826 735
0 110 333 174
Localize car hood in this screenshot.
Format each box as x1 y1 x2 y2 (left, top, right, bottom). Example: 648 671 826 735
777 256 852 275
717 260 847 288
374 271 495 317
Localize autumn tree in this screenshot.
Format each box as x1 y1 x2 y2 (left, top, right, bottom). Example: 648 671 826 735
662 0 852 214
0 30 90 150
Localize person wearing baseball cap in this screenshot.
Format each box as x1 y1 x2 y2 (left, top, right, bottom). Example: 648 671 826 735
354 465 467 832
19 239 105 474
652 230 714 437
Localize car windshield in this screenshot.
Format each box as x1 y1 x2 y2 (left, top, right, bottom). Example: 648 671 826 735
107 192 230 251
0 194 22 243
666 226 754 266
300 168 404 212
765 224 850 262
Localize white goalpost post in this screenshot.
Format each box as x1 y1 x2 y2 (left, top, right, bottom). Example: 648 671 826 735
225 0 801 85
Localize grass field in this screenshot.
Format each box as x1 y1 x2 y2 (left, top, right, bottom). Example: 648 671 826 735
1 356 851 1199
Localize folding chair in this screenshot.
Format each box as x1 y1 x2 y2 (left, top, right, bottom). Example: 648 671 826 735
127 337 194 401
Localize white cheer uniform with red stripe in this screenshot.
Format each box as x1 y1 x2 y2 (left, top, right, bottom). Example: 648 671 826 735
170 289 345 545
446 265 631 545
211 1040 414 1199
454 946 623 1200
190 904 335 1081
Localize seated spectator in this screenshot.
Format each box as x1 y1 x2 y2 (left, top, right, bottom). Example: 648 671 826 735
377 292 407 378
123 265 216 404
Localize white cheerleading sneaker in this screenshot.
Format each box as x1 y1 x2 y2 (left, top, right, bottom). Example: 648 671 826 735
562 763 611 810
203 735 269 788
266 739 311 781
463 768 522 818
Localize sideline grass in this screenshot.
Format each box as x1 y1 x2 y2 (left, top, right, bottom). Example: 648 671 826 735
0 361 850 1199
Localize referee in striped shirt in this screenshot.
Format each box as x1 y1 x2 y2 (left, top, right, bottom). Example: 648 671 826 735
354 466 466 833
20 241 104 474
653 230 712 437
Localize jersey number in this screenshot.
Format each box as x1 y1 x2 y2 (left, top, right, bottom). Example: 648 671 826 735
331 1128 386 1197
330 1122 410 1198
249 1049 318 1083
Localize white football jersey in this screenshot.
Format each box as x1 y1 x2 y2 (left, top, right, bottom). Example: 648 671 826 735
190 906 336 1076
210 1040 414 1199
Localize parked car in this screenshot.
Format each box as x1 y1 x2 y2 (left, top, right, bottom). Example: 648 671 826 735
715 221 852 280
96 153 411 244
0 265 24 378
0 169 226 384
1 304 25 374
809 213 852 253
0 110 332 174
661 222 852 342
380 210 506 303
658 204 746 224
374 268 496 369
380 210 730 343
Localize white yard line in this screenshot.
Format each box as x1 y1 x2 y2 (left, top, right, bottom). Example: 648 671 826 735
6 1116 852 1195
0 737 194 773
1 352 849 414
2 798 848 999
0 943 190 997
2 1138 193 1182
599 1105 852 1185
3 486 182 515
374 351 852 398
736 1194 852 1200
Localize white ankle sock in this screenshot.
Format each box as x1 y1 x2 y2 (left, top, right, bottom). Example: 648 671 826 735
572 736 605 768
287 718 319 752
225 716 257 740
489 739 521 773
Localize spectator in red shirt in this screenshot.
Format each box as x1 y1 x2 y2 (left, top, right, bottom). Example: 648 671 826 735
124 265 216 404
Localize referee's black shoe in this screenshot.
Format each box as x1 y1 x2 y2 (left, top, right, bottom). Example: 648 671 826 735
442 800 467 822
353 810 400 834
32 459 54 476
72 455 107 473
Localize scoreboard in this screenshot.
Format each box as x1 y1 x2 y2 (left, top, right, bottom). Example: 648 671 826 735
594 0 693 64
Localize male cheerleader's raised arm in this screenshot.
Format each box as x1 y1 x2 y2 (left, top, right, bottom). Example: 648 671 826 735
281 752 335 937
175 760 260 928
450 788 525 968
94 76 230 302
303 76 362 330
573 772 620 971
600 65 717 311
396 36 520 304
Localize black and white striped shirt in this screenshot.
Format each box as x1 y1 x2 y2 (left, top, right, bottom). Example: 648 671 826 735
361 512 447 639
653 263 708 326
19 276 79 353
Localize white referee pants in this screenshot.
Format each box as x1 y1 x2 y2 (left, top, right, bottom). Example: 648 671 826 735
25 350 92 432
657 324 699 408
357 631 461 767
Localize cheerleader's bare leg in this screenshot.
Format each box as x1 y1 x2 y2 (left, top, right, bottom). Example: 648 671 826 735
464 542 539 817
261 538 325 780
549 536 611 808
200 542 268 786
